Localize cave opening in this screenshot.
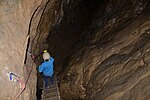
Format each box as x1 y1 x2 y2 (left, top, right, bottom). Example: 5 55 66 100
0 0 150 100
34 0 104 99
47 0 104 71
25 0 150 100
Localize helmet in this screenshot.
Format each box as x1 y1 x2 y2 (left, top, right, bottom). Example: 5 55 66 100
44 50 47 53
43 50 50 60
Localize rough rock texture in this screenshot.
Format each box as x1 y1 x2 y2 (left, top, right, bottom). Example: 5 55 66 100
30 0 62 65
0 0 150 100
58 0 150 100
28 0 63 94
0 0 47 99
86 16 150 100
47 0 99 71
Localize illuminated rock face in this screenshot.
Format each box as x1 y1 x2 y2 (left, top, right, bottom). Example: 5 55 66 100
0 0 150 100
0 0 62 99
0 0 45 99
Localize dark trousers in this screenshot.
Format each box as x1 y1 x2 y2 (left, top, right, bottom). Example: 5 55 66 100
43 75 54 87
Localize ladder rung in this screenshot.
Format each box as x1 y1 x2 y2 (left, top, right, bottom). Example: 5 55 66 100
42 77 61 100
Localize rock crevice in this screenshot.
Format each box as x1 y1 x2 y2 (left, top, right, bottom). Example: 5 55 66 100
0 0 150 100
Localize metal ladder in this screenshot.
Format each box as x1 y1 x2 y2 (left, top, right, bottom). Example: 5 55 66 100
42 77 61 100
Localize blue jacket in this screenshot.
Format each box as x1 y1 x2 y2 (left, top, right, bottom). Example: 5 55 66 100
38 57 54 77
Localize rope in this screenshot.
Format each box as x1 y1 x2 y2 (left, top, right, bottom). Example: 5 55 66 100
13 78 26 100
28 51 43 60
13 53 35 100
13 51 43 100
13 68 33 100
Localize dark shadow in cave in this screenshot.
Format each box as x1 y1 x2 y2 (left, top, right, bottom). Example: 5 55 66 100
35 0 150 99
47 0 105 71
35 0 104 99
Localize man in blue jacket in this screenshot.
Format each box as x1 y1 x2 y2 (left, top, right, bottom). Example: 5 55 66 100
38 50 54 88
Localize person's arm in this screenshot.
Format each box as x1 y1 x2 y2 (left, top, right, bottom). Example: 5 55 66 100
38 64 43 73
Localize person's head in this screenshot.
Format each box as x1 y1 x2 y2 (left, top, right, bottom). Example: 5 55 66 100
43 50 50 62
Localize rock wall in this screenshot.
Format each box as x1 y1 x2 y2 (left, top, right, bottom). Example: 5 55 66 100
58 0 150 100
0 0 149 100
0 0 46 99
28 0 63 91
30 0 62 65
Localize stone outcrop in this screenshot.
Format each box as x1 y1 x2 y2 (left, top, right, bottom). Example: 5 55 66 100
0 0 64 99
0 0 48 99
58 0 150 100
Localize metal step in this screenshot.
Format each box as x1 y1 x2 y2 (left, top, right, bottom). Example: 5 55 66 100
43 94 59 99
43 87 57 93
42 77 60 100
43 96 60 100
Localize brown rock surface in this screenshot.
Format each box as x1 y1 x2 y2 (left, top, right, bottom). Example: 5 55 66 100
58 1 150 100
59 13 150 100
0 0 46 99
0 0 150 100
